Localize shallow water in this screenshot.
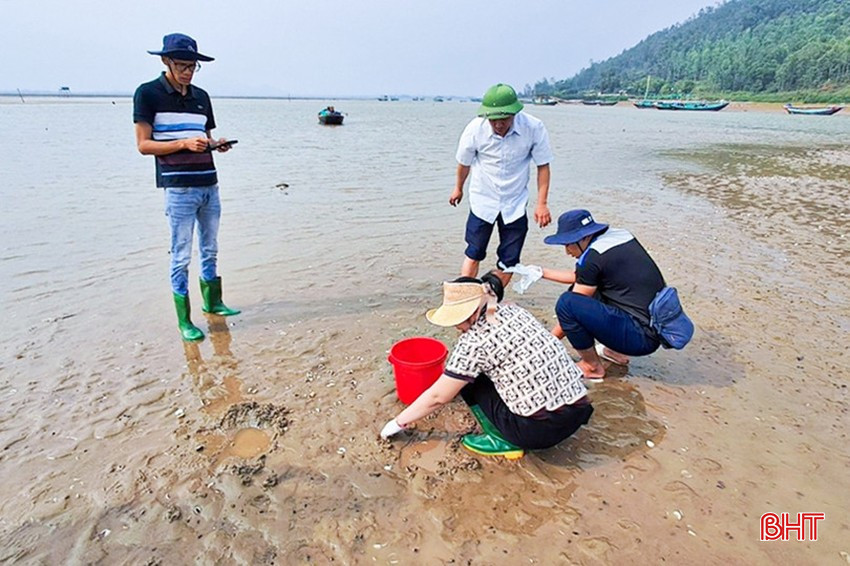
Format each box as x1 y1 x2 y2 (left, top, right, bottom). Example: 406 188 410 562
1 97 848 563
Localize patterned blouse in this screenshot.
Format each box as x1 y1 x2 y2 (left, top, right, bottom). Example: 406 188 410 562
443 303 587 416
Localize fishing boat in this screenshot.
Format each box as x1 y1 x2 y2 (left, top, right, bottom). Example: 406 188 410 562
583 99 618 106
318 107 344 125
633 76 656 109
656 100 729 111
675 100 729 111
532 95 558 106
783 104 842 116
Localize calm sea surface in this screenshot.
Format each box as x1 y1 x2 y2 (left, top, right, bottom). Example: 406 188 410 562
2 97 847 351
1 97 848 563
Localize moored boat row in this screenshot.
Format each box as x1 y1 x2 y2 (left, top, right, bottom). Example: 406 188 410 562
532 95 558 105
632 100 844 115
633 99 729 111
313 100 843 124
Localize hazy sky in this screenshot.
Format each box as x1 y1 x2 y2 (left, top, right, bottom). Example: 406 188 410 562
1 0 719 97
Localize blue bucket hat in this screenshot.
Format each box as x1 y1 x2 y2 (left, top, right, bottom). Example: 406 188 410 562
544 209 608 246
148 33 214 62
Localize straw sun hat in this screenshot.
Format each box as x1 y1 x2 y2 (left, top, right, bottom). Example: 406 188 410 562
426 281 496 327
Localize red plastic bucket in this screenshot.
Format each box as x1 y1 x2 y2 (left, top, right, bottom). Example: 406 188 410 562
387 337 448 404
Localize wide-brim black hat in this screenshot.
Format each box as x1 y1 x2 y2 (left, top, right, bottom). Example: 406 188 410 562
148 33 214 62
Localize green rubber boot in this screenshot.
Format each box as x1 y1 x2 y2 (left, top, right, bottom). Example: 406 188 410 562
463 405 524 460
462 432 524 460
200 276 241 316
173 292 205 342
469 405 501 437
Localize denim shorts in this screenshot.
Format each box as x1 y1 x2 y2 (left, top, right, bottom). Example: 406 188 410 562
464 212 528 268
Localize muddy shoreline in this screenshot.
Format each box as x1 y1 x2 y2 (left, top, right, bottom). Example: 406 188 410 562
2 101 848 564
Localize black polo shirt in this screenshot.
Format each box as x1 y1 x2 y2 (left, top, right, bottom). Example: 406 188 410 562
575 228 665 325
133 73 218 188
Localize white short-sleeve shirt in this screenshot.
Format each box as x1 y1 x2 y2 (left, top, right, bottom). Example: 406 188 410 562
455 112 553 224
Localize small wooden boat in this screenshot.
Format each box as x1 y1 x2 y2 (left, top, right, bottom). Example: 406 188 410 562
583 99 618 106
653 101 680 110
633 99 657 109
655 100 729 111
318 108 344 125
784 104 842 116
532 95 558 105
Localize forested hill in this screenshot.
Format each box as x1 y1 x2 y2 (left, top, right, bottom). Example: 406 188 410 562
541 0 850 99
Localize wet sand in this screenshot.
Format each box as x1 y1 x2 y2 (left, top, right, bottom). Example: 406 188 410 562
1 99 849 564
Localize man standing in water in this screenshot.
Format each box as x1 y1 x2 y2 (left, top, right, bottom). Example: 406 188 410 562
450 83 553 286
133 33 240 342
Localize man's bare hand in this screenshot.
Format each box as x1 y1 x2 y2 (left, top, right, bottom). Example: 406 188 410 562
183 136 210 153
213 137 233 152
534 204 551 227
449 187 463 206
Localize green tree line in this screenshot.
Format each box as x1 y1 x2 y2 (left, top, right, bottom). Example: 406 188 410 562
541 0 850 101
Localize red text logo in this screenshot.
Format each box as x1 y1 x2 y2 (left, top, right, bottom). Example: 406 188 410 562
760 513 824 541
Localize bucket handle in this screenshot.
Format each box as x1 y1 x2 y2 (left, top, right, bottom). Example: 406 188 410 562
387 352 447 367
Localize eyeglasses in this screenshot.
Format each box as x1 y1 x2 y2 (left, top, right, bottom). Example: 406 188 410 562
168 59 201 73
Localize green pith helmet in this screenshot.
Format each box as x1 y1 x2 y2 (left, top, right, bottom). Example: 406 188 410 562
477 83 524 119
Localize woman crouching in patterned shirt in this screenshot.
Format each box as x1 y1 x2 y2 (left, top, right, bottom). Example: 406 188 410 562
380 273 593 459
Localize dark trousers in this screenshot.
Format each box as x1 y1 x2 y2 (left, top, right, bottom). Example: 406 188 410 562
460 377 593 450
464 212 528 268
555 292 660 355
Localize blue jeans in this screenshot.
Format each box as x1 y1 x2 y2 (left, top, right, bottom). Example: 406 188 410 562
164 185 220 295
555 292 660 356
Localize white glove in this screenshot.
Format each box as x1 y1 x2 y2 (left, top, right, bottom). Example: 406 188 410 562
380 419 404 439
503 264 543 295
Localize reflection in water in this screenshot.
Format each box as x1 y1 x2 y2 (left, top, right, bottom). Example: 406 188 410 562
183 341 203 377
182 319 287 471
183 320 253 467
538 379 665 468
183 318 244 416
206 313 234 358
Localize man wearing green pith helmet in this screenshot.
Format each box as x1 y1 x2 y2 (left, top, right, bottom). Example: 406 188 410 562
450 83 553 287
